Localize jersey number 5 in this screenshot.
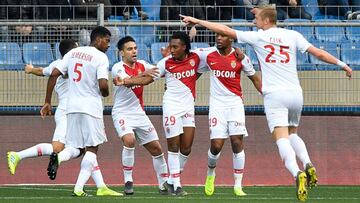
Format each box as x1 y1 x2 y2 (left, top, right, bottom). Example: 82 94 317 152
264 45 290 64
73 63 83 82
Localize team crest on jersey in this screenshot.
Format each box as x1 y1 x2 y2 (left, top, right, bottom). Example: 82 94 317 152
231 60 237 68
189 59 195 67
121 126 126 131
166 127 170 134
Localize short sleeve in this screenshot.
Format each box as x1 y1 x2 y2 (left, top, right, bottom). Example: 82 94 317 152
241 55 256 76
235 30 260 45
43 59 61 76
56 53 69 75
138 60 155 71
154 56 168 80
97 55 109 80
192 47 214 73
294 31 312 53
111 63 128 79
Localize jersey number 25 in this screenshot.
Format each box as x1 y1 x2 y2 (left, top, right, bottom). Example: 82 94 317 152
264 45 290 64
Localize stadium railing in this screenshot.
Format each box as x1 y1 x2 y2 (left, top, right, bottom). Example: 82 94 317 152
0 4 359 115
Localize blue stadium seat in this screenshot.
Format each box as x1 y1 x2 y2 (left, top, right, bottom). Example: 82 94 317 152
0 43 22 65
314 19 346 42
340 40 360 66
309 40 339 69
232 18 252 31
151 42 168 64
54 42 61 59
106 43 118 67
137 43 150 62
191 42 210 49
284 18 314 40
23 43 53 66
127 23 157 46
345 25 360 41
141 0 161 20
107 26 125 44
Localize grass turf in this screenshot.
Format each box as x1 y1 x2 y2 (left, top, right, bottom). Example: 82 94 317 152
0 185 359 203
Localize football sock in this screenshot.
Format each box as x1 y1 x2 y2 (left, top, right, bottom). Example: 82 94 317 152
91 159 106 188
233 150 245 187
122 146 135 183
168 151 181 189
207 149 220 176
152 153 168 188
74 151 96 192
17 143 53 160
276 138 300 177
58 147 80 164
179 152 188 172
289 133 312 169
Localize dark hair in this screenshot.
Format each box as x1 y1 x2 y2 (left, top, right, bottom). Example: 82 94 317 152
117 36 136 50
171 31 191 54
59 39 78 57
90 26 111 42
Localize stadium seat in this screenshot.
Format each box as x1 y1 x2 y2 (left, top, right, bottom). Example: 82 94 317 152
340 40 360 66
232 18 252 31
151 42 168 64
309 40 339 69
0 43 22 65
141 0 161 20
54 42 61 59
23 43 53 66
127 23 157 46
314 19 346 42
106 43 118 68
137 43 150 62
345 25 360 41
284 18 314 40
191 42 210 49
107 26 125 44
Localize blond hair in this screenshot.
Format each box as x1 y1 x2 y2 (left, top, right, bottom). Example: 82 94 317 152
258 6 277 25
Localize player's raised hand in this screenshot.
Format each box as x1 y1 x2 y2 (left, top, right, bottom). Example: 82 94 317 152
40 103 52 119
113 76 124 86
343 65 352 79
142 67 160 78
24 64 33 74
234 47 245 61
180 14 200 26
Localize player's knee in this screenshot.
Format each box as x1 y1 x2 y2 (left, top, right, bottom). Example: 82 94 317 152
122 135 136 148
180 148 191 156
52 143 65 153
231 141 244 152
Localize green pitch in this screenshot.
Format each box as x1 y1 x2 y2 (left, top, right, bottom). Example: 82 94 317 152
0 185 359 203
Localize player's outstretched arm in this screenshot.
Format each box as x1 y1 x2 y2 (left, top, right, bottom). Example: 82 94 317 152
180 14 237 39
307 46 353 79
248 73 262 94
24 64 44 76
41 68 62 118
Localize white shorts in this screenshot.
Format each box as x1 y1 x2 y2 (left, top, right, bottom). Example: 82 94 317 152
113 114 159 145
209 107 248 140
52 108 67 144
264 90 303 133
162 107 195 139
66 113 107 148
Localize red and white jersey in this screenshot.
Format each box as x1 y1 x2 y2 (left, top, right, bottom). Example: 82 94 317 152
56 46 109 118
111 60 154 119
43 59 68 110
236 28 312 94
156 51 204 111
198 47 256 109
